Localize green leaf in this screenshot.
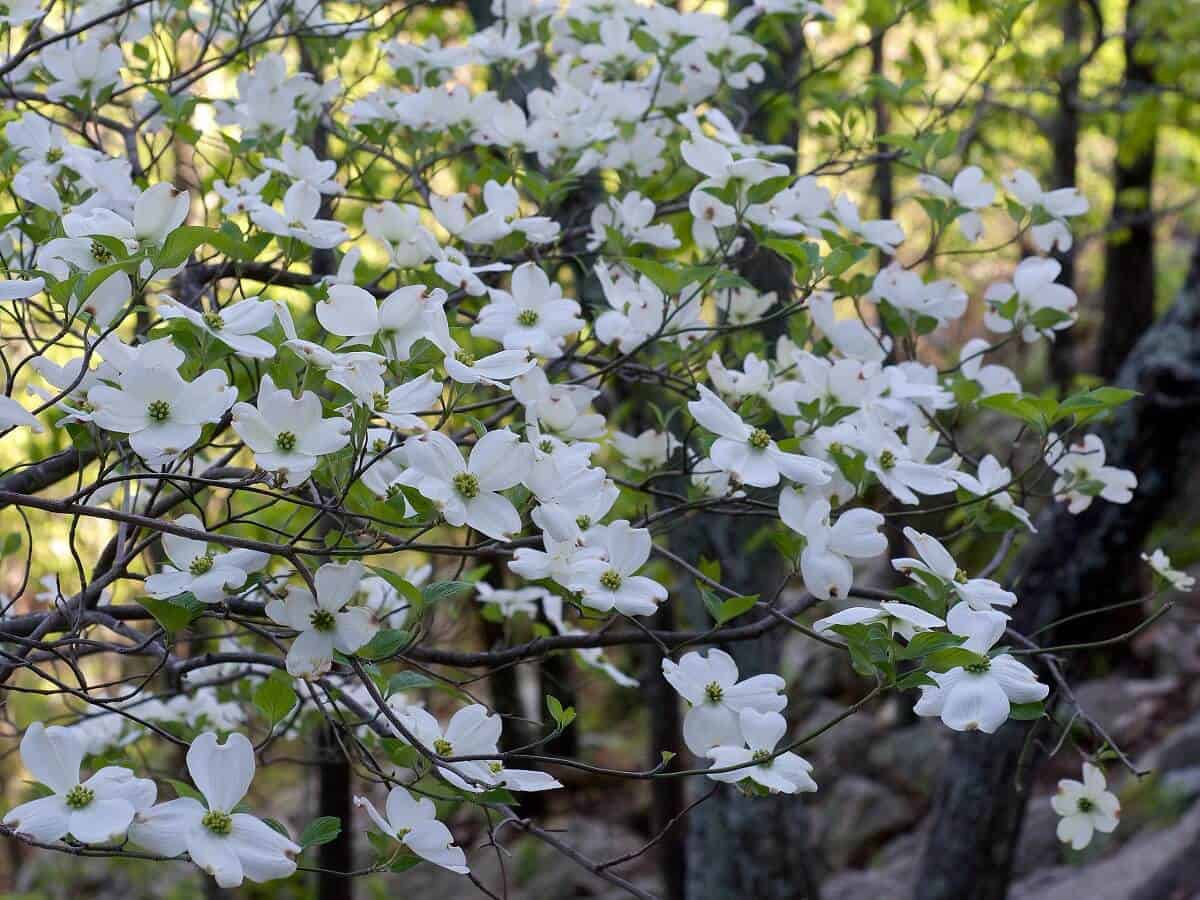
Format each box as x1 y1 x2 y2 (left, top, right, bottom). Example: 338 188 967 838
1 532 21 558
421 580 474 606
358 628 412 661
366 566 423 609
254 671 297 725
896 631 965 660
545 694 576 728
925 647 988 672
387 671 434 695
894 669 937 690
166 778 204 803
979 392 1049 432
713 594 758 624
139 593 204 633
1008 701 1046 721
299 816 342 849
622 258 687 295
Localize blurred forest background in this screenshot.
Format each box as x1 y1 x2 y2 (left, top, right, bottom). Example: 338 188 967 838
4 0 1200 898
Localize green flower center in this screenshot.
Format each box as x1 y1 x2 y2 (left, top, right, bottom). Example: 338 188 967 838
576 514 592 531
954 568 968 584
202 809 232 835
751 749 773 765
309 608 336 632
275 431 297 452
704 681 724 704
90 240 114 264
453 471 480 499
147 399 171 422
599 569 623 591
371 438 389 453
1077 797 1095 813
454 349 476 367
516 309 540 327
202 312 225 330
748 428 772 450
373 393 389 412
189 553 215 576
46 147 63 163
385 483 403 499
879 449 896 470
433 738 453 756
396 826 412 839
65 785 94 809
965 659 991 675
488 761 504 775
538 439 554 453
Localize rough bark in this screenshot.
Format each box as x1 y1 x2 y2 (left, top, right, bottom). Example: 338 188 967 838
1098 0 1158 378
913 238 1200 900
1048 0 1084 391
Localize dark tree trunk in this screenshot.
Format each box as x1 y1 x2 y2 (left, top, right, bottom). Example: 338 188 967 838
1048 0 1084 391
647 597 688 900
1098 0 1158 378
316 724 354 899
913 238 1200 900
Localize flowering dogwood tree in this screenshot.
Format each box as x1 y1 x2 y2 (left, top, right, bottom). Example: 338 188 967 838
0 0 1189 895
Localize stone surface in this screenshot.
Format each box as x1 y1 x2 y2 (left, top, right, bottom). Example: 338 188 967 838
1011 799 1200 900
818 775 912 869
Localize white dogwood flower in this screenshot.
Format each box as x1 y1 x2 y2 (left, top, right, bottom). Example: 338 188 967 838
266 561 377 678
354 787 469 874
3 722 156 845
1052 763 1120 850
130 732 299 887
145 514 269 603
706 710 818 794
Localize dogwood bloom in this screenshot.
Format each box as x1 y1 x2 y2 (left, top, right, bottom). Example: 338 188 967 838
1046 433 1137 514
688 385 833 488
0 396 44 433
958 338 1021 398
404 429 532 540
316 284 453 360
145 514 269 603
706 710 817 794
129 732 299 887
913 642 1048 733
3 722 156 844
159 295 277 359
569 520 668 616
88 363 237 466
662 648 786 755
231 374 351 486
444 346 537 387
266 561 377 677
472 263 583 357
612 428 679 470
354 788 469 874
251 182 347 249
813 602 944 640
892 527 1017 610
1141 549 1195 591
398 705 562 793
780 492 886 600
363 202 438 267
917 166 995 241
1052 763 1120 850
1003 169 1088 253
954 454 1035 531
984 257 1078 343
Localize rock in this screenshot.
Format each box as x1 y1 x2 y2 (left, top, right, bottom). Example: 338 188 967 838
1013 795 1064 877
818 775 912 868
795 698 879 771
821 869 901 900
1066 676 1177 748
866 722 948 799
1145 713 1200 774
1011 797 1200 900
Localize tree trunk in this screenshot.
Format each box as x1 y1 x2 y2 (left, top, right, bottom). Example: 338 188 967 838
1097 0 1158 378
912 238 1200 900
1048 0 1084 391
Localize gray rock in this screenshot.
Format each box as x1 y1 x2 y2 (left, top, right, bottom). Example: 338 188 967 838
1146 714 1200 774
818 775 912 868
866 722 948 799
1013 795 1064 877
1011 796 1200 900
1066 676 1177 747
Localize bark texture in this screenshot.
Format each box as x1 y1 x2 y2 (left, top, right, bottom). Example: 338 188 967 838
913 238 1200 900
